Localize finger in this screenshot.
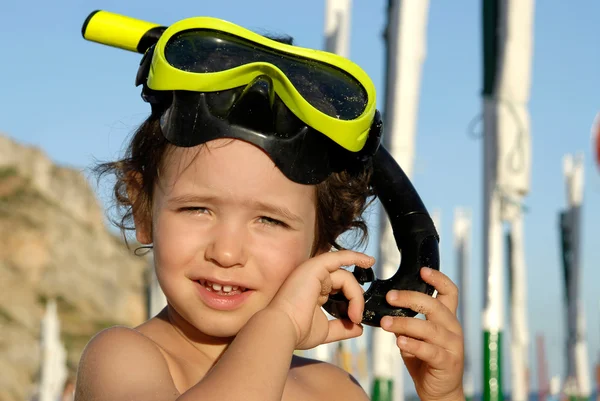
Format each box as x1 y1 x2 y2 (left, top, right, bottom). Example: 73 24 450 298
320 276 333 296
317 280 331 307
380 316 462 352
328 269 366 324
401 350 416 359
400 350 418 368
323 318 364 343
317 250 375 274
385 290 461 335
395 335 462 370
420 267 459 314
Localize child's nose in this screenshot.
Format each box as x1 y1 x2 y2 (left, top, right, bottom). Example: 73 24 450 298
204 221 247 268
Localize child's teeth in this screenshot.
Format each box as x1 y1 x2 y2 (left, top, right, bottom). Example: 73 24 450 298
199 280 246 293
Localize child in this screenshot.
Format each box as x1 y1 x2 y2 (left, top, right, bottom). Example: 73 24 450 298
75 13 465 401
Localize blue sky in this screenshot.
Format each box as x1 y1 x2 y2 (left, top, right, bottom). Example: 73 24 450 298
2 0 599 396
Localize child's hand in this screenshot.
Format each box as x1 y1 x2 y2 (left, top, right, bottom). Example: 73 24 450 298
266 250 375 350
381 267 465 401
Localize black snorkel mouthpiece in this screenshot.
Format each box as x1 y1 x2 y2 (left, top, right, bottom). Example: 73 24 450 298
322 146 440 327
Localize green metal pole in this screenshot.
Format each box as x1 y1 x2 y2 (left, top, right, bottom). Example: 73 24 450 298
484 331 503 401
372 379 394 401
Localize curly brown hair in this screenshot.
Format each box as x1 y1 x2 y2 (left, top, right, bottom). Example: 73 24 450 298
95 115 375 255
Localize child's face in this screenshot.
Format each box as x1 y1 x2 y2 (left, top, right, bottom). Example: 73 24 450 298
148 139 317 337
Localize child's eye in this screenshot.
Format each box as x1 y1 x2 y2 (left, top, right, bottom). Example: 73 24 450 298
258 216 286 227
180 207 209 215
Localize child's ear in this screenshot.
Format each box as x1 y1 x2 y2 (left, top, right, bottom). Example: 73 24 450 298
126 172 152 245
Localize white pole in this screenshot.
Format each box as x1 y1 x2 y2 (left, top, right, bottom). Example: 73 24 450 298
454 208 474 401
508 213 530 401
148 252 167 318
597 300 600 401
432 208 441 299
482 1 534 400
354 326 371 391
563 154 591 400
482 96 506 401
549 376 562 401
574 301 591 399
38 299 68 401
375 1 429 400
381 0 429 180
432 209 441 245
324 0 352 58
318 0 353 366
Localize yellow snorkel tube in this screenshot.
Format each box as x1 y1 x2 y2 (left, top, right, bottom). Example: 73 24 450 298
81 10 166 54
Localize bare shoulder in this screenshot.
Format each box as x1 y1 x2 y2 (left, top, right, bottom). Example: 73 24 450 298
290 356 369 401
74 326 179 401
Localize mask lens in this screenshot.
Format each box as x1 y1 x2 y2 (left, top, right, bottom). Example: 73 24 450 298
164 29 368 120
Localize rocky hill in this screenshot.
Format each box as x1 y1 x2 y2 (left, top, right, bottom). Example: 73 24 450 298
0 134 151 401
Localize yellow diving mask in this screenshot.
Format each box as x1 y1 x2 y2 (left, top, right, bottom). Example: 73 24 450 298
83 11 376 153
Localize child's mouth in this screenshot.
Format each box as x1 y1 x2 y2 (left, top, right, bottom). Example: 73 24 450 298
197 279 248 296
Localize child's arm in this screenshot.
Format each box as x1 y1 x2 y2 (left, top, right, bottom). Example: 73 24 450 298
380 267 465 401
180 308 298 401
182 308 368 400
